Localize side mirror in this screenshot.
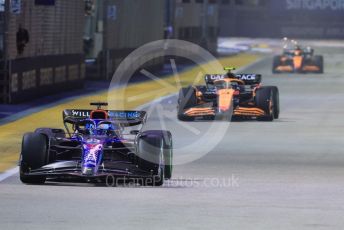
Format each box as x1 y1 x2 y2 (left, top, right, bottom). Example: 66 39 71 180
130 130 140 135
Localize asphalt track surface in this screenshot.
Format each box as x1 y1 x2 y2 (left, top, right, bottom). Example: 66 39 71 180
1 47 344 229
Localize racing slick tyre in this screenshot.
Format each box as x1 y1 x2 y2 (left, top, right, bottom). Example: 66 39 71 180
271 86 280 119
177 86 197 121
20 133 48 184
141 130 173 179
272 56 282 74
137 130 172 186
161 131 173 180
255 86 278 121
313 55 324 73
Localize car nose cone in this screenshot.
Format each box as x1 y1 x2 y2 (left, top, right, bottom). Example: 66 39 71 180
82 167 95 175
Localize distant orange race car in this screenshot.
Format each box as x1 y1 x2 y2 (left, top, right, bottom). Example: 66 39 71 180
177 67 280 122
273 46 323 74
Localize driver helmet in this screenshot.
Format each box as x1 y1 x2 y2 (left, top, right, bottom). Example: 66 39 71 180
224 67 236 78
96 122 117 136
84 121 96 135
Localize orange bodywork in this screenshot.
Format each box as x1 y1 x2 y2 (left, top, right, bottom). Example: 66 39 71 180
217 88 234 112
184 107 266 117
184 106 266 117
275 50 321 73
276 65 293 72
275 63 320 72
182 78 267 118
233 107 265 116
184 107 215 116
293 56 303 69
302 65 320 71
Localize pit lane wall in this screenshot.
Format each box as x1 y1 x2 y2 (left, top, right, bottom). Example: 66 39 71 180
219 0 344 39
2 0 85 103
84 0 165 80
173 0 219 55
84 0 220 80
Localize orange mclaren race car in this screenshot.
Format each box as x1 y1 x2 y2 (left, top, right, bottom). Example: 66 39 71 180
177 67 279 122
273 45 323 74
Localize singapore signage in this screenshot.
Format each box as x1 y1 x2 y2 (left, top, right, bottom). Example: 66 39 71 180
286 0 344 10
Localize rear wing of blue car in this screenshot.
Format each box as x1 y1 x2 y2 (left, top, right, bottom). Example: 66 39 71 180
204 74 262 85
63 109 147 126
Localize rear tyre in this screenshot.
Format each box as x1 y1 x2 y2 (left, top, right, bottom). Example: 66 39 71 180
313 55 324 73
137 131 170 186
20 133 48 184
255 87 276 121
177 86 197 121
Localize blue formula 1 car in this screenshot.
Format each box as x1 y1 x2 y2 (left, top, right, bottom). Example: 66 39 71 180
19 102 173 186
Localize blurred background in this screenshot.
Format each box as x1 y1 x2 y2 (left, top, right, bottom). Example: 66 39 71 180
0 0 343 104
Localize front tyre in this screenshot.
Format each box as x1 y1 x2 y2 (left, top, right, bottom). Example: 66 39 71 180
313 55 324 73
137 131 172 186
272 55 282 74
177 86 197 121
255 87 277 121
271 86 280 119
162 131 173 180
20 133 48 184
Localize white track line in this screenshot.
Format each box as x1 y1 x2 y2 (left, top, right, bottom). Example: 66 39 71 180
0 167 19 182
